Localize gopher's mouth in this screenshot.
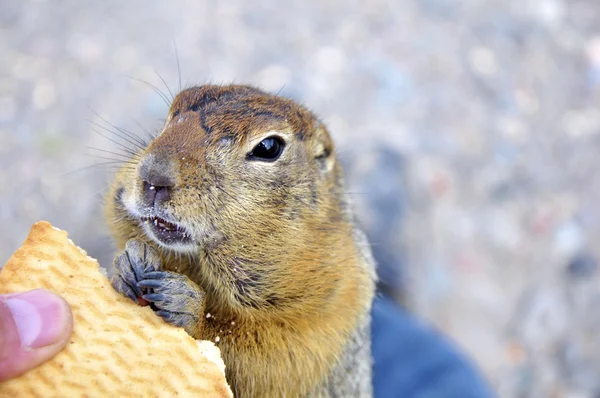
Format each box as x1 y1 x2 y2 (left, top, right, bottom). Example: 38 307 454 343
140 216 192 245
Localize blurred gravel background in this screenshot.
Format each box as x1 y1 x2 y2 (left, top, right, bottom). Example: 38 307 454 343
3 0 600 396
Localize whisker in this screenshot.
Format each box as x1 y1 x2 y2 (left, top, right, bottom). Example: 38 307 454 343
87 147 139 160
215 185 238 203
89 126 142 157
84 154 139 165
85 105 149 148
174 40 182 92
319 191 369 197
87 119 147 152
155 69 174 101
127 75 171 107
60 162 135 177
131 117 157 141
92 184 113 199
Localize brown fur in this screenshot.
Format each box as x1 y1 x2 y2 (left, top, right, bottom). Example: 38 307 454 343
105 85 375 397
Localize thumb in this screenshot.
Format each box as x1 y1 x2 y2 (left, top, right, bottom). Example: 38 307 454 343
0 289 73 382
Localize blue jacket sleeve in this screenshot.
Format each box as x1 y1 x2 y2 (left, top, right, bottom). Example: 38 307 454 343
371 295 496 398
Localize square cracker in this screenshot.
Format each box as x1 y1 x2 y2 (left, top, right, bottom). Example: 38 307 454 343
0 221 232 398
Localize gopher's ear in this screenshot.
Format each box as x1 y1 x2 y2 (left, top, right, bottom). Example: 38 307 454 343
311 123 335 173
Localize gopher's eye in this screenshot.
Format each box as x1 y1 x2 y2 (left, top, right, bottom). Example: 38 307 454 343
247 136 285 161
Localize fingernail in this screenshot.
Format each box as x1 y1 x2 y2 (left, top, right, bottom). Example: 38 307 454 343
3 290 70 348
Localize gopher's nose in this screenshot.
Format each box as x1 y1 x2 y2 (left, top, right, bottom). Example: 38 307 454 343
139 155 175 208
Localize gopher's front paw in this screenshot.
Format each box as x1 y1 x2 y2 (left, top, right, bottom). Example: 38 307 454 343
111 239 162 304
138 271 205 338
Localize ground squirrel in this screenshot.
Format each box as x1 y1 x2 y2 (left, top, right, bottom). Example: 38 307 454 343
106 84 376 397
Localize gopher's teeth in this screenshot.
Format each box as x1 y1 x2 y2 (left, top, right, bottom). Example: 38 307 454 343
142 216 186 235
159 222 173 231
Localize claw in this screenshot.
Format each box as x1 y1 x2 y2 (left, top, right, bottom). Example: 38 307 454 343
137 279 163 289
112 239 164 306
124 240 148 281
113 253 144 297
123 287 138 303
112 249 205 339
142 293 166 302
156 310 177 323
155 310 192 329
111 275 138 303
142 271 171 280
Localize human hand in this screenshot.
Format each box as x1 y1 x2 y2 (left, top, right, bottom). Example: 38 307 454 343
0 289 73 381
